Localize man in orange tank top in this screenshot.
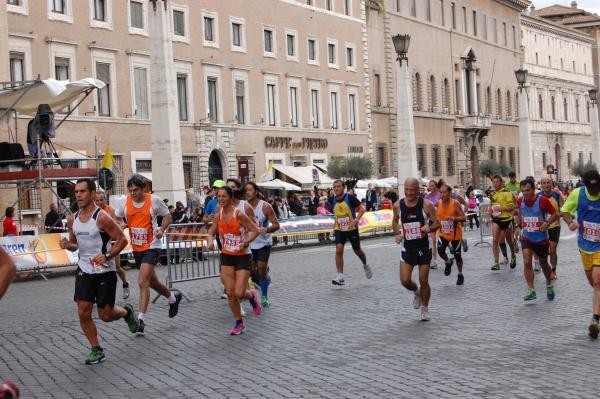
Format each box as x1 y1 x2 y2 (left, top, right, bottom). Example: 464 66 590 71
437 184 467 285
94 191 130 300
114 174 182 335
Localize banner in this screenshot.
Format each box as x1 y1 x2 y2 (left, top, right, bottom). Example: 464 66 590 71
274 210 393 236
0 233 78 272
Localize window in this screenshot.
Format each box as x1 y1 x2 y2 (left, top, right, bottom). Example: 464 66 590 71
428 75 437 111
207 78 219 123
7 0 21 5
440 0 445 26
488 146 495 161
173 10 185 37
587 101 590 122
492 18 497 43
7 0 28 15
348 93 357 130
443 78 450 111
130 1 144 29
232 23 242 46
548 55 552 67
286 31 298 60
311 89 320 128
472 11 477 36
417 145 427 176
377 143 388 176
498 147 505 164
455 79 461 113
496 89 502 118
573 60 576 72
330 91 339 129
567 152 572 168
327 41 337 67
346 46 355 70
563 97 568 121
512 25 516 49
502 22 507 45
202 12 219 47
308 38 318 64
230 17 245 51
446 146 455 175
54 57 69 80
374 73 381 106
204 16 215 42
344 0 351 16
509 148 515 168
462 7 467 33
9 52 24 83
506 90 512 118
326 0 332 11
306 0 312 5
410 0 416 17
578 152 584 163
542 152 547 168
177 74 188 121
414 73 423 111
93 0 105 21
289 86 299 127
482 14 487 40
432 145 441 176
426 0 431 22
538 94 544 119
561 58 564 70
52 0 65 13
535 52 538 64
576 99 580 122
263 27 274 55
266 83 276 126
551 96 556 120
287 34 294 56
451 2 456 29
133 67 149 119
96 62 111 116
235 80 245 125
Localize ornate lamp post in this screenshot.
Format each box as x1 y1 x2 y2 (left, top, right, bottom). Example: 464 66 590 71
589 88 600 167
392 34 418 194
515 68 534 178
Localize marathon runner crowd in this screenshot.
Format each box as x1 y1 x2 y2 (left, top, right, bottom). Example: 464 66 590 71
0 167 599 382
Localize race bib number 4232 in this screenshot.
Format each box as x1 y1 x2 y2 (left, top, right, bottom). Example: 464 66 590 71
582 221 600 243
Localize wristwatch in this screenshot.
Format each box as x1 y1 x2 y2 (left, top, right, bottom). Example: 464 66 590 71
105 253 113 261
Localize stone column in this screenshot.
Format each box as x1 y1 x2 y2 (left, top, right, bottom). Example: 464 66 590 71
395 58 419 194
148 1 185 204
469 68 478 115
591 102 600 167
460 64 468 114
517 87 534 177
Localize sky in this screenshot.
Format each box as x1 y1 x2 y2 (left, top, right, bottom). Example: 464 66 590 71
531 0 600 16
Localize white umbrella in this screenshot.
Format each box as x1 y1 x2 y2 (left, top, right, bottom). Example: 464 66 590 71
257 179 302 191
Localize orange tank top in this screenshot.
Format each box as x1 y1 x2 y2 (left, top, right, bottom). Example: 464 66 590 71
437 198 462 241
125 194 154 252
218 208 249 256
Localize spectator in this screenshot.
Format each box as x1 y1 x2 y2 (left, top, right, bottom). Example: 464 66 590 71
173 201 189 224
365 183 377 211
192 207 204 223
273 197 289 246
203 180 225 224
376 188 385 210
381 193 392 210
44 203 64 233
2 207 17 237
288 193 305 216
467 191 480 230
308 188 319 216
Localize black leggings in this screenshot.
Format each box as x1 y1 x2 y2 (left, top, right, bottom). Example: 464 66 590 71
467 212 479 229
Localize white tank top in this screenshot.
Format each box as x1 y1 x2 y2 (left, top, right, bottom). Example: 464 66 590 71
250 200 272 249
73 207 116 274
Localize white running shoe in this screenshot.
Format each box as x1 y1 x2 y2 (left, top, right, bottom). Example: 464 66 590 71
413 288 421 309
430 260 438 270
363 264 373 279
420 306 431 321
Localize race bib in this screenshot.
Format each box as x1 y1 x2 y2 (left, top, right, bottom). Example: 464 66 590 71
223 233 242 252
403 222 423 240
130 227 149 246
582 221 600 243
523 216 543 233
338 217 352 231
441 220 454 234
491 205 501 218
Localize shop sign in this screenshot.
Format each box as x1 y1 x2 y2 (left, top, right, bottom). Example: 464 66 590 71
265 136 328 150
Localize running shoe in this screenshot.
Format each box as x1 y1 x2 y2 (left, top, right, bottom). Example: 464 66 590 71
510 255 517 269
462 239 468 252
430 260 438 270
524 289 537 301
249 289 262 316
363 263 373 279
456 273 464 285
420 306 430 321
413 289 421 309
85 347 105 365
501 257 509 265
588 320 599 339
229 322 246 335
444 259 453 276
546 285 555 301
123 303 139 333
491 262 500 271
551 271 557 280
534 259 541 272
221 289 228 299
168 292 183 318
260 296 270 308
136 319 145 335
122 282 130 300
332 277 345 286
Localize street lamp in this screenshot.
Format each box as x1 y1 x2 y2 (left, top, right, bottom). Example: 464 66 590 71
392 34 410 66
515 69 528 90
590 88 597 105
515 68 533 177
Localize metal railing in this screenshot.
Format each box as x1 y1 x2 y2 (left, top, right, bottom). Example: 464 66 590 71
475 204 492 247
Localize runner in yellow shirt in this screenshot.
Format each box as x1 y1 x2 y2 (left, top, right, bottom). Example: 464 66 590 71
490 175 517 270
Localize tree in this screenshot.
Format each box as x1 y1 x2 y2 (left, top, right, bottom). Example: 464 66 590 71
571 160 597 177
478 160 510 179
327 156 373 188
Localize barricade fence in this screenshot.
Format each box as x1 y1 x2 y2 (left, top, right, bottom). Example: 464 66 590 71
475 204 493 247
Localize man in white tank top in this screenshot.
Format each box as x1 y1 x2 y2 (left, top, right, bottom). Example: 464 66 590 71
245 182 280 307
59 179 139 365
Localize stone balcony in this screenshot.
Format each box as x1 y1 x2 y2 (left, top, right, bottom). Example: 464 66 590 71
454 115 492 130
529 119 592 135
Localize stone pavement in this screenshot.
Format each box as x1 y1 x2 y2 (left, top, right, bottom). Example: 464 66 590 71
0 228 598 398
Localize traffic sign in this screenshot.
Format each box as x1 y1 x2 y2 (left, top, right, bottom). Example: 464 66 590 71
98 168 114 190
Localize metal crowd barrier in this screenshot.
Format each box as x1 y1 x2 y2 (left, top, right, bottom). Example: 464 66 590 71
475 204 492 247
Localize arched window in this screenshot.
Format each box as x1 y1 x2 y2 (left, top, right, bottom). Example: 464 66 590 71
486 86 491 115
587 101 591 123
428 75 437 111
414 72 423 111
538 94 544 119
563 97 568 121
443 78 450 111
496 88 502 118
551 96 556 120
506 90 512 118
575 99 580 122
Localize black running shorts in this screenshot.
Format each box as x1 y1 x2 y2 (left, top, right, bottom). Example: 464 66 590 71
251 246 271 263
548 227 560 244
133 248 161 268
334 229 361 252
520 239 549 258
220 253 252 271
437 236 462 256
492 218 513 231
400 248 432 267
74 269 117 308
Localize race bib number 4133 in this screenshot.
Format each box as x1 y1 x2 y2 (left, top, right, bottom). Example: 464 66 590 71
582 221 600 243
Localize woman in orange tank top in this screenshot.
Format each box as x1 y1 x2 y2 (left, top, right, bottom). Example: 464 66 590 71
437 184 467 284
208 186 260 335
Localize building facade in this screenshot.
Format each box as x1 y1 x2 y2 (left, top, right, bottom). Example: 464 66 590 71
521 14 594 180
3 0 369 217
369 0 529 188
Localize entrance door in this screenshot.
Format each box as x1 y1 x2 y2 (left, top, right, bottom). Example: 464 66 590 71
470 146 479 188
208 150 223 185
238 159 249 184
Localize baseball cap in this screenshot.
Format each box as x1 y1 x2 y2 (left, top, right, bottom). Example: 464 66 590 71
212 180 226 188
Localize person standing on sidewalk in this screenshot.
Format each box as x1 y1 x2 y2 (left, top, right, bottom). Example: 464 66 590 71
436 184 467 285
514 178 558 302
330 180 372 286
393 178 440 321
59 179 139 364
561 170 600 339
114 174 182 335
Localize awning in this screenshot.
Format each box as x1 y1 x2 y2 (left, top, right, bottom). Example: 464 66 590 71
0 78 105 115
257 179 302 191
355 179 393 188
272 165 333 189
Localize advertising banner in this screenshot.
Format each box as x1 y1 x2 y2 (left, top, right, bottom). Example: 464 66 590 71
0 233 78 272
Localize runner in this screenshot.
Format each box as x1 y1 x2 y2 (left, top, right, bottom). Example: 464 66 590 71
424 180 442 269
436 184 467 285
207 186 261 335
540 176 564 280
560 170 600 339
393 178 440 321
94 191 130 299
114 174 182 335
505 171 521 254
245 182 280 307
330 179 372 286
490 175 517 270
59 179 139 364
514 178 558 302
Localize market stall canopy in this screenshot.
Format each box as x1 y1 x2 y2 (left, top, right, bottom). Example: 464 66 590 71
271 165 334 189
0 78 105 115
257 179 302 191
355 179 393 189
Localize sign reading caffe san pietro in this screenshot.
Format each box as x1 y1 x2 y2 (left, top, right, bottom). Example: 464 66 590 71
264 136 328 150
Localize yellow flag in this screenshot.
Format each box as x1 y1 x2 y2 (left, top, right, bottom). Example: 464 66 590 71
101 148 114 170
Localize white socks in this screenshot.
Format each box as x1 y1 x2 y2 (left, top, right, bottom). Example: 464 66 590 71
138 312 145 321
168 292 177 304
